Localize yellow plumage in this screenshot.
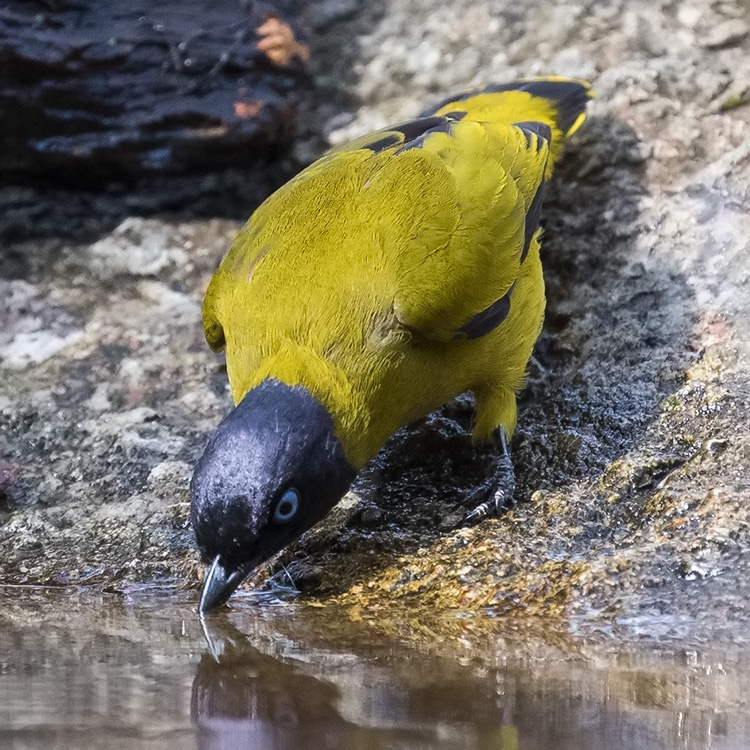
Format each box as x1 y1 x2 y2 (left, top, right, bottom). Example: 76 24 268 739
203 78 593 469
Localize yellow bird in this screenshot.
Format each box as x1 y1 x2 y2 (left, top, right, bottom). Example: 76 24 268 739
191 77 593 611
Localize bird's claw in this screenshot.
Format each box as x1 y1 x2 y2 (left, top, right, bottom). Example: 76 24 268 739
462 439 516 524
464 499 495 524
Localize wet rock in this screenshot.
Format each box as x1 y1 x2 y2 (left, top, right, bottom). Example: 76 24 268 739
1 0 750 633
438 509 465 531
272 560 325 593
357 507 384 527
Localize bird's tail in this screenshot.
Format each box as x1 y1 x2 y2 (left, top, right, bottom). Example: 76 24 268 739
422 76 593 168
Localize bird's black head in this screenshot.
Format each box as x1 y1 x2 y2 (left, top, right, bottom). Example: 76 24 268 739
190 379 356 612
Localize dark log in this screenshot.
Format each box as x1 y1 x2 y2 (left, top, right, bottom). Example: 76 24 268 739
0 0 310 181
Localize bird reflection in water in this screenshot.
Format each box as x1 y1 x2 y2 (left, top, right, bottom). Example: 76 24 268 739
191 618 357 749
190 616 519 750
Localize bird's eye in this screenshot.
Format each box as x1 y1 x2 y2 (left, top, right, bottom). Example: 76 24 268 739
273 488 300 523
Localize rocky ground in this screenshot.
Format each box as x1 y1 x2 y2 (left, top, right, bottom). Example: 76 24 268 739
1 0 749 630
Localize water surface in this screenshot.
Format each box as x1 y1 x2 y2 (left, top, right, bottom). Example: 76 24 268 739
0 588 747 749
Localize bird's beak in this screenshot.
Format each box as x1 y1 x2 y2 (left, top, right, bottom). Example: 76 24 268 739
198 556 250 613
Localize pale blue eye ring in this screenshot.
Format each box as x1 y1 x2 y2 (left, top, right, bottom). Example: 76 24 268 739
274 488 300 523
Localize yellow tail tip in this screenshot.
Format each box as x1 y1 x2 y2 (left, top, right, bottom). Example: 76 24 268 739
423 76 595 139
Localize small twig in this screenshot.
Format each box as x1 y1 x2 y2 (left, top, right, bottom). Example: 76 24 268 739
279 562 297 590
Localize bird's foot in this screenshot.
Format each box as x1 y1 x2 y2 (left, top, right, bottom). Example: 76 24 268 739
463 428 516 524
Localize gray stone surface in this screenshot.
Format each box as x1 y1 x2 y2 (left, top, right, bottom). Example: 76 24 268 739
1 0 749 628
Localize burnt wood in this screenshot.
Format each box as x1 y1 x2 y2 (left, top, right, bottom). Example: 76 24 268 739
0 1 310 181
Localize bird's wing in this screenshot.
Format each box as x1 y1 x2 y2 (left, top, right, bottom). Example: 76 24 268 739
202 113 551 350
339 112 552 342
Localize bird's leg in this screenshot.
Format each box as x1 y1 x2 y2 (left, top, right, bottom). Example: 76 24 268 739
464 427 516 524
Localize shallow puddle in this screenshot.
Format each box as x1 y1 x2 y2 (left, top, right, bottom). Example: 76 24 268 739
0 587 747 749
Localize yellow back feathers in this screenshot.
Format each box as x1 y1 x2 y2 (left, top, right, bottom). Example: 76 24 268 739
203 77 593 467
